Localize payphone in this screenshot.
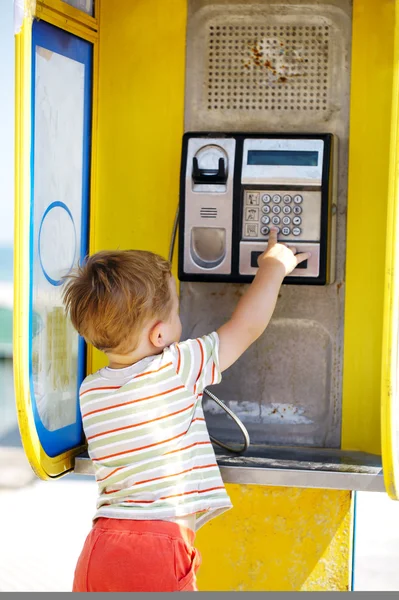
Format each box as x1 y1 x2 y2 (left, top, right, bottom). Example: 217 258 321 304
179 133 336 284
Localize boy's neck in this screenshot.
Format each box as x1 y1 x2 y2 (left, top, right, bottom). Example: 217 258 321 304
106 345 162 369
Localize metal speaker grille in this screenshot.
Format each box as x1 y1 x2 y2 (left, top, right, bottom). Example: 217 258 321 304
207 25 330 112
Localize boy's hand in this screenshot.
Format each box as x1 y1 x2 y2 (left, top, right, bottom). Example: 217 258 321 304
258 227 311 277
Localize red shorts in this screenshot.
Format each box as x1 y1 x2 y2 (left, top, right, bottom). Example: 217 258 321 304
72 518 201 592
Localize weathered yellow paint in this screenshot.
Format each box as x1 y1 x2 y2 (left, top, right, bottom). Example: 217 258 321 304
381 0 399 500
196 485 353 591
36 0 98 31
342 0 396 455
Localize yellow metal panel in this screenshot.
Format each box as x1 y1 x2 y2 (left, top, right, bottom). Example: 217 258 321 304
91 0 187 372
196 485 352 591
35 3 98 42
381 0 399 500
36 0 98 30
342 0 395 454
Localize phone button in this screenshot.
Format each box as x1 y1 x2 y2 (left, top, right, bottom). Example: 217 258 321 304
272 194 281 203
272 205 281 214
250 251 308 269
272 216 280 225
293 216 302 225
261 215 270 224
282 227 291 236
293 195 303 204
283 195 292 203
262 205 271 214
260 226 270 236
293 206 302 215
262 194 272 203
292 227 301 236
246 192 260 205
282 216 291 225
295 258 308 269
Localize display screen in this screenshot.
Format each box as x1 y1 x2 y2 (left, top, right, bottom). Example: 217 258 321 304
247 150 318 167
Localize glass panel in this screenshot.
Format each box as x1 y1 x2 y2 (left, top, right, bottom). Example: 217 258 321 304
33 47 84 432
30 20 92 456
61 0 94 17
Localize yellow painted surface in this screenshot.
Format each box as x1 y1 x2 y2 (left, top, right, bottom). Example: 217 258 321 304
91 0 187 372
381 0 399 500
342 0 396 455
196 485 352 591
37 0 98 30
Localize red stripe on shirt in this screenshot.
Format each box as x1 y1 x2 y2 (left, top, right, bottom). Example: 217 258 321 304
122 486 225 504
176 345 181 374
82 385 185 418
104 463 218 494
132 362 172 379
80 385 121 397
91 430 187 462
86 403 195 441
164 440 211 456
195 339 204 383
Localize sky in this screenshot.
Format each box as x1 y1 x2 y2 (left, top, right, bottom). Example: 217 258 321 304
0 0 15 246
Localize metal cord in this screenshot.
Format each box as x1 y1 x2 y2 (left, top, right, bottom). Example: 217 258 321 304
168 205 180 264
204 388 250 454
169 204 250 455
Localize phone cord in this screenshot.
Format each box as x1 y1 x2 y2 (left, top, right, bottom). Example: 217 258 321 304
169 205 250 455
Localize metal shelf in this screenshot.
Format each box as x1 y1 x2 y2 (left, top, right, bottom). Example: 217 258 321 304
74 444 384 492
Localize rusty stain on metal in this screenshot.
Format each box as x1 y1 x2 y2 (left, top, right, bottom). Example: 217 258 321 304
242 37 307 85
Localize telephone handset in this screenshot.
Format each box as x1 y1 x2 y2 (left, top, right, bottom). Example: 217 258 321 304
178 132 336 285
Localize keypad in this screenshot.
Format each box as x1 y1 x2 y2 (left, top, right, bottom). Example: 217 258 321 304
243 190 308 240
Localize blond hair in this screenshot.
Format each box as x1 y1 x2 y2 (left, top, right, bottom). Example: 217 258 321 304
63 250 172 353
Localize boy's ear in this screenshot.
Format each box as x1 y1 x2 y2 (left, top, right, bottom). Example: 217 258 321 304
149 321 165 348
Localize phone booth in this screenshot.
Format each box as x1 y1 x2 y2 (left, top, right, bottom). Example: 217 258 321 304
13 0 399 591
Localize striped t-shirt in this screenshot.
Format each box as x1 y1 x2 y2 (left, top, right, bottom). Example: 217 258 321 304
80 332 232 529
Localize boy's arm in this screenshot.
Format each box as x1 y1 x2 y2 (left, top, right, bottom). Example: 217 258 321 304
217 228 310 372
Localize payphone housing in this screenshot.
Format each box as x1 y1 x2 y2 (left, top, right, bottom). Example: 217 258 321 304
179 132 336 284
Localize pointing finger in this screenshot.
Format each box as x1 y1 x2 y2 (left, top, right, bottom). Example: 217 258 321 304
295 252 311 265
267 227 278 248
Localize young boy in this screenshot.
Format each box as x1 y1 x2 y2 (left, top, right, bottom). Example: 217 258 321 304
63 228 309 592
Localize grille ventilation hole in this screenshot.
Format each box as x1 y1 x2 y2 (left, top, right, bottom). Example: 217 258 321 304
200 207 218 219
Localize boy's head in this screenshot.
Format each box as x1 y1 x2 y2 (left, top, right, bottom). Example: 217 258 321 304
63 250 182 356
